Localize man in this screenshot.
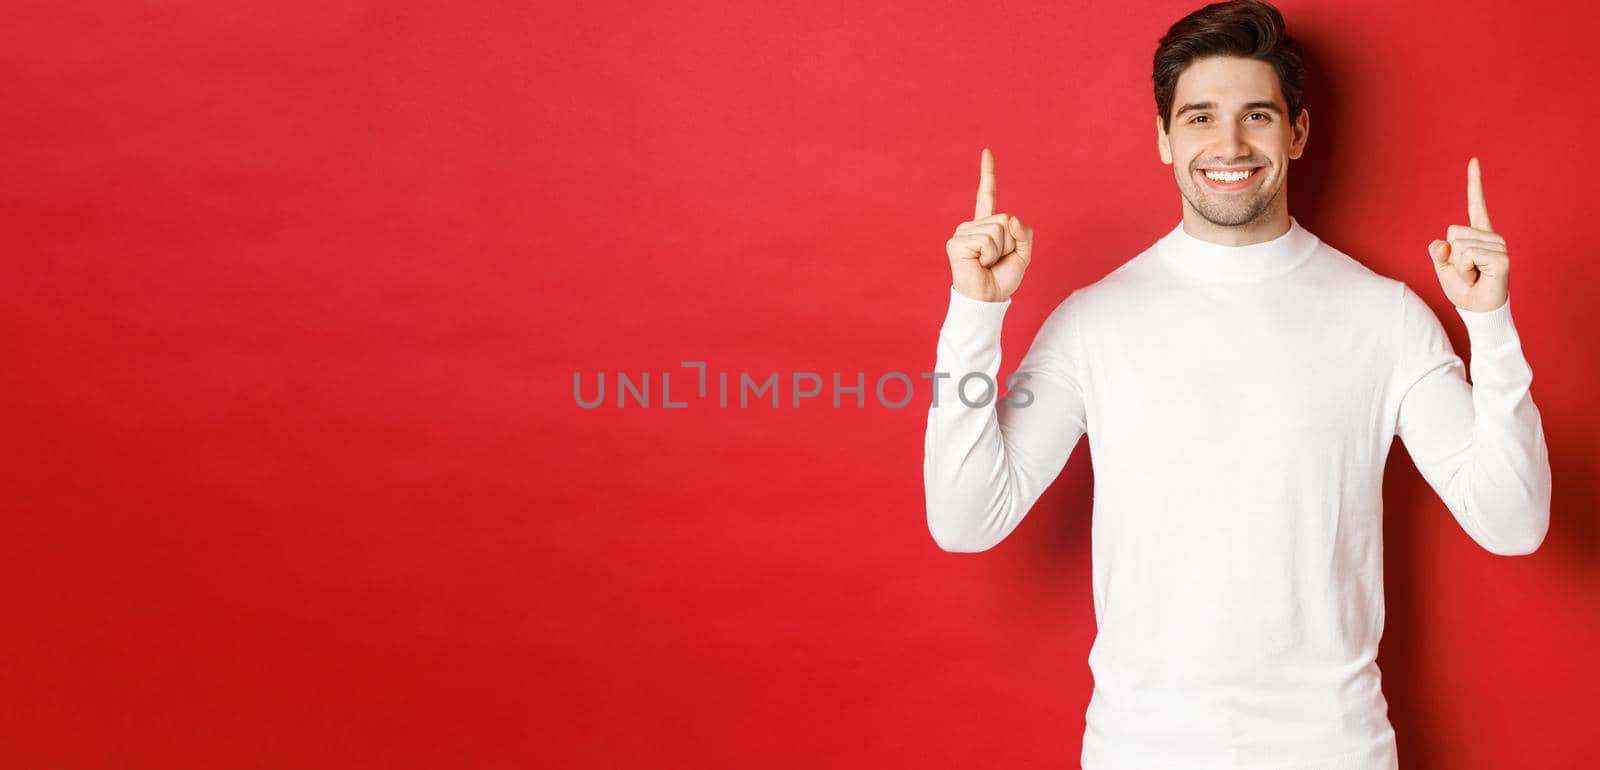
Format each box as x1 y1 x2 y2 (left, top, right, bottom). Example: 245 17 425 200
922 0 1552 767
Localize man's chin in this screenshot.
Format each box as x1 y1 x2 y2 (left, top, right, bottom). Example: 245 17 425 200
1190 195 1272 228
1193 208 1254 227
1201 210 1262 227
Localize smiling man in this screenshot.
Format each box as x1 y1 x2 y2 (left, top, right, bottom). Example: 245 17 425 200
1160 55 1303 242
922 0 1552 768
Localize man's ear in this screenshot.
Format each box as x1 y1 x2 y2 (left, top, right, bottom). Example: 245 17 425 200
1288 107 1310 160
1156 113 1172 165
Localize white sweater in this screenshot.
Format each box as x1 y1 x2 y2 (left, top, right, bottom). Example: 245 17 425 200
923 217 1551 770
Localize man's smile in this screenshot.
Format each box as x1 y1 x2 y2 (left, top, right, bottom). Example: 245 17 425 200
1195 164 1265 191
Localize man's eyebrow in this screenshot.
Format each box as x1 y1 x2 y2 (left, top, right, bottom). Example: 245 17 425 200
1174 100 1283 117
1240 100 1283 113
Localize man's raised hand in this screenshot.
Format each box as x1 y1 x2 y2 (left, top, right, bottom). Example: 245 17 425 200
1428 157 1511 312
947 147 1034 302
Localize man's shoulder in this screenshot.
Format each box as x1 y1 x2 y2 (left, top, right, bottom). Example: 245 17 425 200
1053 239 1166 311
1302 234 1415 303
1022 236 1172 331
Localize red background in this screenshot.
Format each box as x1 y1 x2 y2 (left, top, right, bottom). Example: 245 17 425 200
4 1 1597 767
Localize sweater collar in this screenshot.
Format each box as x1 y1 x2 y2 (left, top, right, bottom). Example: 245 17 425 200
1155 217 1319 283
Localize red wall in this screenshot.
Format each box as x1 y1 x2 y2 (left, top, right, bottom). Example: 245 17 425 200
4 1 1596 767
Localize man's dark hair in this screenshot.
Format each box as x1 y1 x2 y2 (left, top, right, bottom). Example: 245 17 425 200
1153 0 1306 132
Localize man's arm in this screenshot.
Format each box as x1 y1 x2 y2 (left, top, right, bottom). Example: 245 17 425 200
1394 287 1551 556
923 288 1088 552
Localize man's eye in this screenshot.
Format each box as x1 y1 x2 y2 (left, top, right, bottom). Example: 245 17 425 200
1190 115 1209 124
1246 112 1268 121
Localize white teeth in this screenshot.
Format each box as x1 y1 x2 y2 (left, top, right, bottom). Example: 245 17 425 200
1203 169 1254 182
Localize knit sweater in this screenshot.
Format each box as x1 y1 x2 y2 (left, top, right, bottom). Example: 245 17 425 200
923 217 1552 769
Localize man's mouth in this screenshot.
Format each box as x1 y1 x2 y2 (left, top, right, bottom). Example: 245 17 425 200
1196 165 1264 191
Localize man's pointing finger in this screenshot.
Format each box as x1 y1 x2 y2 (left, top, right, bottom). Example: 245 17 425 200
975 147 996 220
1467 156 1493 233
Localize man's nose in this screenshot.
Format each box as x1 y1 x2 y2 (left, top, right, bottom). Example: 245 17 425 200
1215 122 1249 162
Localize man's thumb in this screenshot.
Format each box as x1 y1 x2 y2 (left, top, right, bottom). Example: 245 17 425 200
1009 215 1033 262
1428 239 1450 267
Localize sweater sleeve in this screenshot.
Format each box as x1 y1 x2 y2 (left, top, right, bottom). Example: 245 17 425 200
923 287 1089 552
1393 286 1551 556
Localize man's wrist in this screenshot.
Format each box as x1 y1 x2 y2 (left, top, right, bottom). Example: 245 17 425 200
951 284 1011 304
1457 295 1519 350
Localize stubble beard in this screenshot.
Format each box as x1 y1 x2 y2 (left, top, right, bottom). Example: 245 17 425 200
1181 166 1281 228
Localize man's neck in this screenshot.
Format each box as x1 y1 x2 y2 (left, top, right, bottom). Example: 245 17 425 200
1180 204 1291 247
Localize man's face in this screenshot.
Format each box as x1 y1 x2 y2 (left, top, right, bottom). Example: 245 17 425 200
1157 56 1309 228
